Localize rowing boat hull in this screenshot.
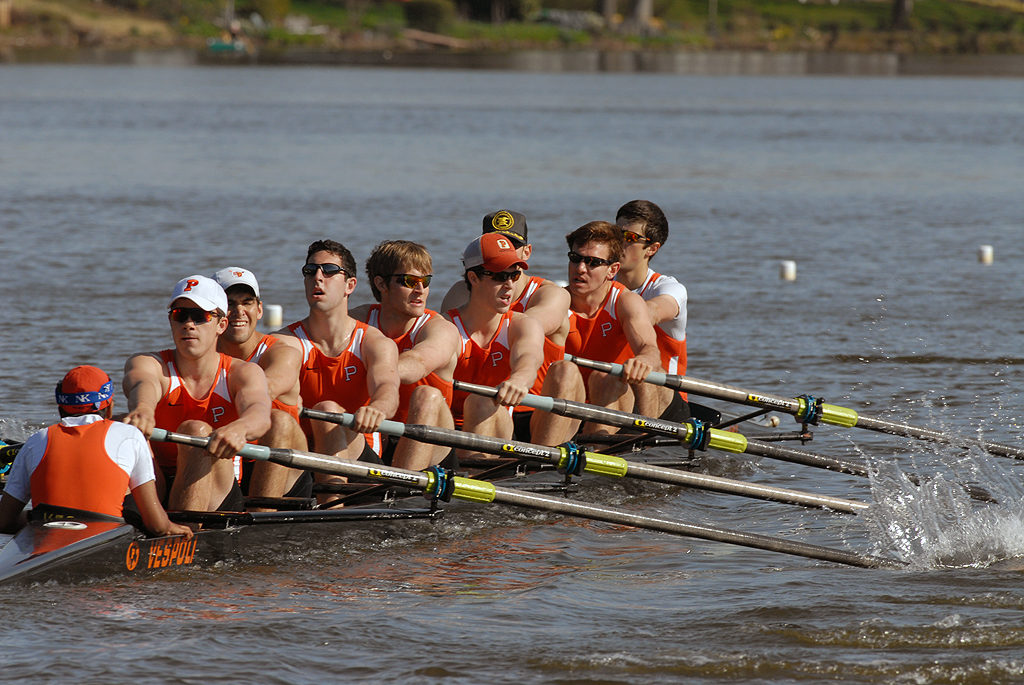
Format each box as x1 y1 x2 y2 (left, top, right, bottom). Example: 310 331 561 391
0 442 696 585
0 506 441 585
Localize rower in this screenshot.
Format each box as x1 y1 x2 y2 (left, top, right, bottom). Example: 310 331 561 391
563 221 668 432
445 233 545 460
351 241 459 471
274 239 400 504
440 210 583 445
211 267 310 504
0 365 192 538
123 275 272 511
613 200 690 421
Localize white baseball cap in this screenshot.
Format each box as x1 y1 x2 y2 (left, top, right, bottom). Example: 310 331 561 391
168 275 228 313
213 266 260 298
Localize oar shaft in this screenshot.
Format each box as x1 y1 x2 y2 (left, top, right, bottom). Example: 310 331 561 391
149 428 893 568
568 355 1024 460
349 396 867 514
454 380 869 478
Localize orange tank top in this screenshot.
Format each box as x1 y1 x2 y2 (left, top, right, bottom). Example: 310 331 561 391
152 350 240 473
30 420 131 518
511 276 566 399
288 320 372 410
449 308 514 426
566 281 633 367
636 270 688 400
367 306 453 423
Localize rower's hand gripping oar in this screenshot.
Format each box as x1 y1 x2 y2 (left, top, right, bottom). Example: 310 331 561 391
149 427 898 569
304 407 868 514
567 354 1024 461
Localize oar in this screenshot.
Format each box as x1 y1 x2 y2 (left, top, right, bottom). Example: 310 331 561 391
149 428 898 569
454 380 871 478
302 408 867 514
567 355 1024 461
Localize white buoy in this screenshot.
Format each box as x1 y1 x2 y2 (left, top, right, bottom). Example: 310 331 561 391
779 260 797 281
263 304 283 329
978 245 994 265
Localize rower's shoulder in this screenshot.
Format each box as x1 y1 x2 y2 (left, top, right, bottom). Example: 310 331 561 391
532 279 571 301
123 350 165 373
270 322 304 348
419 312 460 340
349 302 372 322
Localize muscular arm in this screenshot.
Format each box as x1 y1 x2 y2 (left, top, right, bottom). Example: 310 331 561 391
122 353 167 437
205 360 272 460
645 293 681 327
617 291 663 384
523 283 571 338
258 343 302 402
351 330 400 433
397 317 460 384
496 314 545 406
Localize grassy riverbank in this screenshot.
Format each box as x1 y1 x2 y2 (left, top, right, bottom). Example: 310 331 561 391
1 0 1023 55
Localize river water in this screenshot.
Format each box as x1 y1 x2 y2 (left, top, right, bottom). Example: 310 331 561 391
1 65 1023 682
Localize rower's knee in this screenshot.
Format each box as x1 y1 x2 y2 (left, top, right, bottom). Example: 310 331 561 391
463 394 498 421
543 360 585 396
176 419 212 437
407 386 444 419
263 408 305 449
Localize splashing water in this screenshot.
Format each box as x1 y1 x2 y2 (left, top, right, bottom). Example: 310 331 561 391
862 442 1024 570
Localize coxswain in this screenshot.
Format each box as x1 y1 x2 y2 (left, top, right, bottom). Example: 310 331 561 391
212 267 309 504
275 240 400 504
445 233 545 460
0 365 192 538
613 200 690 421
351 241 459 471
123 275 272 511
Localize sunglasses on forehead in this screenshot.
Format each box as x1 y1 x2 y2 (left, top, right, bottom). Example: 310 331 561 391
475 269 523 283
389 273 433 289
169 307 219 324
621 228 653 245
301 262 349 278
567 251 615 269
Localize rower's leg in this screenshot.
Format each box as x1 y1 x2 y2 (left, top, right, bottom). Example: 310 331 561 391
248 408 308 509
392 386 453 471
460 394 514 461
168 420 238 511
583 371 635 435
309 400 366 505
634 382 673 422
530 360 584 445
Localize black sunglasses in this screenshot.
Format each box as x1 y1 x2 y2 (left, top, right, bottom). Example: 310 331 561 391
567 251 615 269
169 307 218 324
389 274 433 288
476 269 523 283
302 263 348 278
